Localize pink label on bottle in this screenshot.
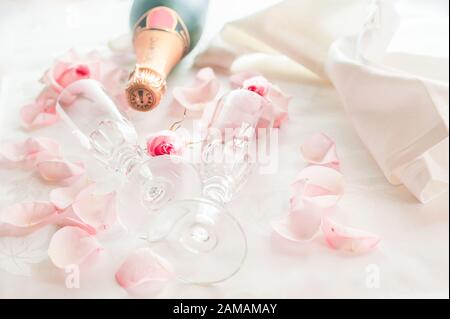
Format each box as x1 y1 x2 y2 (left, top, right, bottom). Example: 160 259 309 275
146 7 177 30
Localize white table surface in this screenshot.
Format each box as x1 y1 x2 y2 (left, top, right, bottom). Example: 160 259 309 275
0 0 448 299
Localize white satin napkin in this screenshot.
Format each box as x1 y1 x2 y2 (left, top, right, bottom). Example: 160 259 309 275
195 0 449 203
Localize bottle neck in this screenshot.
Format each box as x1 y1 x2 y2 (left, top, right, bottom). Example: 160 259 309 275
133 29 185 78
127 6 189 111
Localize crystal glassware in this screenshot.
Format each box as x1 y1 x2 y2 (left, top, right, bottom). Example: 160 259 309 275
144 89 267 284
56 79 202 231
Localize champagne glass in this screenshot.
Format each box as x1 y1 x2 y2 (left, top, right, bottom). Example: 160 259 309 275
56 79 202 231
144 89 267 284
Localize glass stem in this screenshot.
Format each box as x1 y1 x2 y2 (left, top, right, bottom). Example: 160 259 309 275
88 119 147 177
113 145 146 176
202 175 236 206
201 124 255 206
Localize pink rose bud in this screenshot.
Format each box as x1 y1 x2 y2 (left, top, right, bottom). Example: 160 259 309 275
57 64 91 88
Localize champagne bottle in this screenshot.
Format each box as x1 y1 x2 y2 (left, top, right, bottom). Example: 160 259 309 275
126 0 209 112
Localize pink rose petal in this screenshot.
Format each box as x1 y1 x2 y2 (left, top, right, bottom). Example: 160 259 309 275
21 102 60 129
263 85 291 129
291 166 345 208
0 137 60 168
272 200 323 242
48 226 102 268
230 71 262 89
36 160 85 185
173 67 220 112
0 201 58 228
322 218 381 254
20 88 60 129
23 49 127 129
301 133 340 170
115 248 174 289
72 190 118 231
230 74 291 129
49 175 92 210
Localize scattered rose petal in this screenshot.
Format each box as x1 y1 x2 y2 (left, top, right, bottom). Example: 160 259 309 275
263 84 291 129
230 71 261 89
272 200 323 242
115 248 174 289
243 76 270 97
0 137 60 168
42 49 100 93
72 190 117 230
291 166 345 208
146 130 184 157
22 49 128 129
48 226 102 268
56 64 91 88
20 89 60 129
108 33 133 54
322 218 380 254
173 67 220 112
49 175 92 210
301 133 340 170
273 135 380 254
53 206 97 235
36 160 85 185
0 201 58 228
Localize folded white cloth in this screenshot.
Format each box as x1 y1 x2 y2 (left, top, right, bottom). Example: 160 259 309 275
196 0 449 203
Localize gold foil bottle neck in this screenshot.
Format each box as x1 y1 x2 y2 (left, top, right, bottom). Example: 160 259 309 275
126 66 166 112
126 6 190 112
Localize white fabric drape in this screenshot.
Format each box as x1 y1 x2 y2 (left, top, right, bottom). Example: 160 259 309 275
195 0 449 203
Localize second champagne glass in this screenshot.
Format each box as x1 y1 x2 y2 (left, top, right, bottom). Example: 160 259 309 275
144 89 268 284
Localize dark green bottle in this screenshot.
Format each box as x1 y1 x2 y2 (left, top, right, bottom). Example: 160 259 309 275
126 0 209 112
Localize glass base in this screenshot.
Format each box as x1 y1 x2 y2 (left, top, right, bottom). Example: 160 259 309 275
145 198 247 284
117 156 202 232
